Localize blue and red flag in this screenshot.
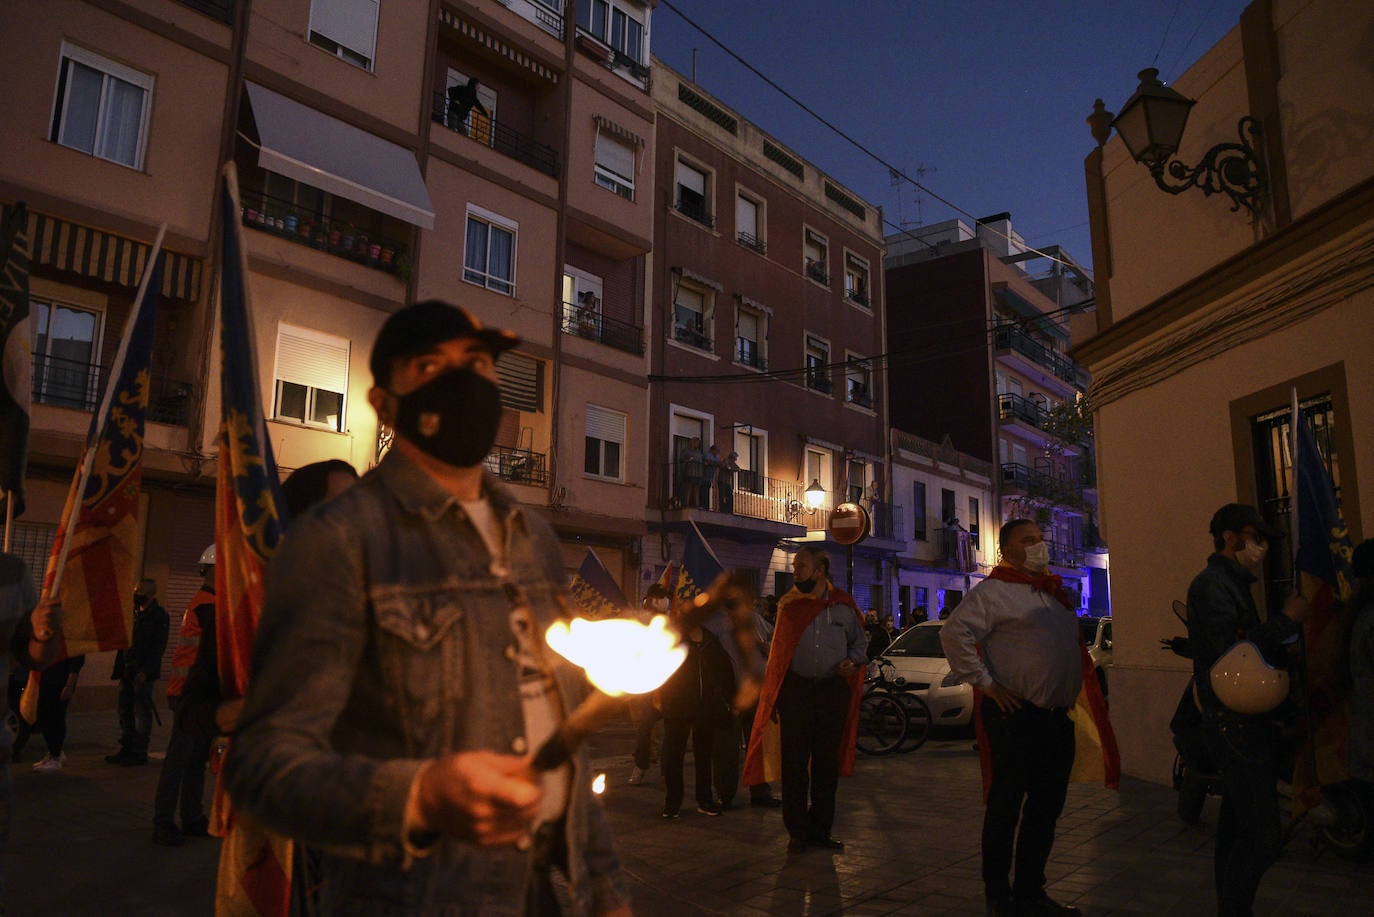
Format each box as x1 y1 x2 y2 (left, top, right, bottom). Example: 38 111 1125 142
1291 407 1355 810
42 245 162 656
569 547 629 620
0 202 31 522
212 165 292 916
675 520 724 602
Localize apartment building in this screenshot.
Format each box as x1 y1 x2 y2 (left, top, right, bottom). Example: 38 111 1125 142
0 0 659 694
884 216 1104 612
647 64 893 609
1077 0 1373 781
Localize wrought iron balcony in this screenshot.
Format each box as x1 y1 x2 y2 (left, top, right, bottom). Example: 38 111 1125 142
846 288 870 308
805 260 829 286
673 324 713 352
1048 539 1087 570
659 462 829 529
735 340 766 370
737 231 767 255
32 353 193 426
430 92 558 177
484 445 548 486
997 391 1052 429
239 192 409 276
530 0 563 37
993 324 1083 387
847 384 873 408
560 301 644 355
674 195 714 229
807 371 832 394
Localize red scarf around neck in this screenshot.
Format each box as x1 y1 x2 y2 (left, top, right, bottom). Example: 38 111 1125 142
988 563 1071 610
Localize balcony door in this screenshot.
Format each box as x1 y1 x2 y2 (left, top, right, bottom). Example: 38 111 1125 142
32 297 103 409
445 68 497 145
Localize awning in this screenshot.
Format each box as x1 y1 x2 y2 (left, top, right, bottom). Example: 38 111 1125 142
245 83 435 229
439 7 558 84
593 115 644 148
994 287 1069 339
6 204 202 301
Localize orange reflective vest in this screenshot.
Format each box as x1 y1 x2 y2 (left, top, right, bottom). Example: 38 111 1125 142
167 587 214 698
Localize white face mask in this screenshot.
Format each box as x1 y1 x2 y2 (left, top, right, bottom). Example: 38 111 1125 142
1022 541 1050 573
1238 539 1269 568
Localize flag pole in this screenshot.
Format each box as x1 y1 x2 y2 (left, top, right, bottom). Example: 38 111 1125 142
1290 386 1301 598
46 224 167 598
2 489 12 552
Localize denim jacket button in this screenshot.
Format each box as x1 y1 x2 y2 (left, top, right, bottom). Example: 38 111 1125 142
511 736 528 754
415 623 431 641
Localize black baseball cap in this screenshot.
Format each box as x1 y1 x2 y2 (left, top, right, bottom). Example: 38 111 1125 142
370 299 519 386
1208 503 1283 541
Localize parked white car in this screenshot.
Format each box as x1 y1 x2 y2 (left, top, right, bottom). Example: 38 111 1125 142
873 621 973 726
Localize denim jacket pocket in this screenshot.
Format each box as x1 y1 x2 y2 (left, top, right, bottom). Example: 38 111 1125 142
373 589 467 753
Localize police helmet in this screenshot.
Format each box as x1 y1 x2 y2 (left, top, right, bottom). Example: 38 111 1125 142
1209 640 1289 715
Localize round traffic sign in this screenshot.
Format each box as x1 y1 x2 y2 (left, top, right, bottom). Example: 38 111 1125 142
828 502 870 545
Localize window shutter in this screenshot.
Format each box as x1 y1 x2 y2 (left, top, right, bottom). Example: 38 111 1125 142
497 353 541 413
276 323 349 394
595 133 635 180
677 287 704 314
737 311 758 340
676 161 706 195
585 404 626 443
311 0 379 60
736 197 757 237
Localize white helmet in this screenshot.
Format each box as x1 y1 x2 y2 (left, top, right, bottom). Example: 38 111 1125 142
198 544 216 566
1209 640 1289 715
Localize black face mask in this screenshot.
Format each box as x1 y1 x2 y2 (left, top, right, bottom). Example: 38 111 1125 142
794 577 817 594
392 366 503 468
134 594 149 609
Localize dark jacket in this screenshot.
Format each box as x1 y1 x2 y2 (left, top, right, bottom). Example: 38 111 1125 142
112 600 170 681
658 627 735 724
175 602 221 738
1186 553 1298 716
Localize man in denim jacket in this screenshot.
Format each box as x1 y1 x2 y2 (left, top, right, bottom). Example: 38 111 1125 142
226 301 631 916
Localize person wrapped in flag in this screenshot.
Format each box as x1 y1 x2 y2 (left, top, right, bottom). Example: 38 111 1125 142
225 301 630 916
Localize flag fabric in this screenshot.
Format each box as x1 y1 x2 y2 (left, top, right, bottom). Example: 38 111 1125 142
569 547 629 619
1291 411 1355 812
212 165 292 916
41 251 162 656
654 562 676 594
0 202 32 519
674 521 747 679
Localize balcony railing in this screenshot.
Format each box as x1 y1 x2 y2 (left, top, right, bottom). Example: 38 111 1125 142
530 0 564 37
866 501 904 541
846 288 870 308
997 391 1052 430
993 325 1083 387
674 195 714 229
239 193 409 276
430 92 558 177
807 371 832 394
1000 462 1086 509
847 384 873 408
484 445 548 486
560 301 643 355
1048 539 1086 570
33 353 194 426
673 324 713 351
737 231 767 255
610 48 650 81
660 463 836 528
736 341 766 370
805 260 829 286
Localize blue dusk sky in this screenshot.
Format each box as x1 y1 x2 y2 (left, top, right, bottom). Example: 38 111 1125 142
651 0 1254 272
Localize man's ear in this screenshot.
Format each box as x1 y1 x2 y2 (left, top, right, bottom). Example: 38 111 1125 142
368 386 395 427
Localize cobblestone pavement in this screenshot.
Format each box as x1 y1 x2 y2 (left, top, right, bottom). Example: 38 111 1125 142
6 712 1370 915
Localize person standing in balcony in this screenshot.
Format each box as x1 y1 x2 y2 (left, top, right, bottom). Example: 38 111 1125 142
718 451 739 514
702 445 722 511
681 437 704 510
446 76 488 134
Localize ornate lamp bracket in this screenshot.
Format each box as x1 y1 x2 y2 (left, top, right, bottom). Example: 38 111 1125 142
1150 116 1266 219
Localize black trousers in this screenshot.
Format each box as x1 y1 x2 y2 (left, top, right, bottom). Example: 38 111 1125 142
153 702 211 830
777 671 849 841
981 698 1076 899
661 715 715 812
1202 718 1284 917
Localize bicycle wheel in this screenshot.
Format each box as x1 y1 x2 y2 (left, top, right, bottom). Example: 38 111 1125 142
895 693 933 753
856 693 907 756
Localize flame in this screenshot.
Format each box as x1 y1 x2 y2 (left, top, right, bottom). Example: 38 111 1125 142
545 614 687 696
592 773 606 795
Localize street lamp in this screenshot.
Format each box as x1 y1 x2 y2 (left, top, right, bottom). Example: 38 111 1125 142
804 478 826 510
1105 67 1266 220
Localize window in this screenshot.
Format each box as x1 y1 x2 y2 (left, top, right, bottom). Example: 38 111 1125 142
675 158 712 227
580 0 646 64
804 229 828 285
31 296 104 409
735 306 765 369
594 131 635 199
273 323 349 432
805 448 832 509
673 285 711 351
585 404 626 481
968 496 980 544
50 44 154 169
844 253 870 307
846 356 872 408
308 0 379 70
562 268 604 340
847 459 867 504
941 488 957 526
444 68 497 145
464 206 517 295
496 352 543 414
805 335 831 393
912 481 927 541
736 193 765 253
733 428 765 495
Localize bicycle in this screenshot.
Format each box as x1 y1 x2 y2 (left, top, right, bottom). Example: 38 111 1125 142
856 675 908 756
870 657 934 753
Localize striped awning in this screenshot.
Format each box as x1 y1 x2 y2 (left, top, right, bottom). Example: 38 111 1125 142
8 206 202 302
593 115 644 148
439 7 558 84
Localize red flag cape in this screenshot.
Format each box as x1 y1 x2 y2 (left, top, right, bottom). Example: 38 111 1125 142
986 564 1072 612
744 585 864 785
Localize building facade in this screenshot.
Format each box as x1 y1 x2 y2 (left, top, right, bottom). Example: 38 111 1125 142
1076 0 1373 782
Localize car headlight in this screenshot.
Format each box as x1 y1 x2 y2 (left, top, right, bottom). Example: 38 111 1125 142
940 672 964 688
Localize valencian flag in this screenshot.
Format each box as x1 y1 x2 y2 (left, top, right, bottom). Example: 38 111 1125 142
1 202 32 521
1290 403 1355 813
569 547 629 619
41 242 163 657
212 165 292 917
674 521 745 674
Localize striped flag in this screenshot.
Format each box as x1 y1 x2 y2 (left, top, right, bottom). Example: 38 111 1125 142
1290 405 1354 812
41 243 163 656
569 548 629 619
674 521 744 675
0 202 32 521
212 165 292 916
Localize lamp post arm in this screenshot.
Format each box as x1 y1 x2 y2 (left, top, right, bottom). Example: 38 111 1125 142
1149 116 1267 219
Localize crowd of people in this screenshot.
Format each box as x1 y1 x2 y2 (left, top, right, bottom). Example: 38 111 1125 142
3 295 1369 916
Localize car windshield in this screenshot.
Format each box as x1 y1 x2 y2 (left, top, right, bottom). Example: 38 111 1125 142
883 624 946 658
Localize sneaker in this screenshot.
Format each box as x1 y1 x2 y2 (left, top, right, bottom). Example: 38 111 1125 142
152 824 185 847
696 802 723 816
660 807 679 820
31 754 52 769
627 766 646 786
33 753 65 772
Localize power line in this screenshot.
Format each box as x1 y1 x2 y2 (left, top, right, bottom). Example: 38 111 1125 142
658 0 1082 272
